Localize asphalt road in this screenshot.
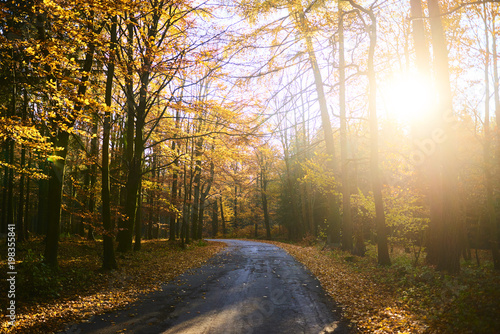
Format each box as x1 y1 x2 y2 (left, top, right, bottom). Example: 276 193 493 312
62 239 350 334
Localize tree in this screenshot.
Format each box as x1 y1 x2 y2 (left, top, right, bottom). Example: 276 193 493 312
289 3 342 244
101 14 118 270
348 0 391 266
426 0 461 273
338 4 353 252
257 148 272 239
39 3 102 268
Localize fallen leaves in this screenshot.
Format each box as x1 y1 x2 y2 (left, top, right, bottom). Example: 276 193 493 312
0 238 225 334
263 241 500 334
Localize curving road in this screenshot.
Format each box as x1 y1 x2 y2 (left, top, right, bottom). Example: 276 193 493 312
63 240 350 334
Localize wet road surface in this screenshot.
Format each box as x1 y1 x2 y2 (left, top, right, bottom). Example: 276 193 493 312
62 240 350 334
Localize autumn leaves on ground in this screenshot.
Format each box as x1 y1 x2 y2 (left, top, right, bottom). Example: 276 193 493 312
0 238 225 333
1 237 499 334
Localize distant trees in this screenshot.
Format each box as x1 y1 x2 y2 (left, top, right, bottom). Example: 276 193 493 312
236 0 500 272
0 0 272 269
2 0 500 274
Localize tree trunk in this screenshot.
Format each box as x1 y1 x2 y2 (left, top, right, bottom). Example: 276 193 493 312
169 109 181 241
410 0 441 267
409 0 431 75
191 137 203 240
491 10 500 270
117 17 136 253
44 40 96 268
295 8 341 244
339 9 353 252
24 152 31 241
17 90 28 242
220 197 226 237
36 159 49 235
280 126 301 240
348 0 391 265
88 115 98 238
170 160 178 241
101 15 118 270
198 161 214 239
134 181 142 251
211 200 219 237
367 12 391 267
482 3 498 273
44 130 69 268
261 167 272 239
427 0 461 273
1 145 8 234
6 141 14 235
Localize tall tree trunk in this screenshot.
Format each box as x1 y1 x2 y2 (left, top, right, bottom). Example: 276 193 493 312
220 197 226 237
148 193 154 240
280 121 301 240
410 0 431 74
170 159 178 241
6 141 14 234
261 162 272 239
134 181 142 251
44 131 69 268
88 116 99 238
234 184 238 230
83 161 95 241
212 200 218 237
117 17 136 252
198 161 214 239
191 137 203 240
482 3 497 271
1 145 8 234
349 0 391 265
492 9 500 270
17 145 26 242
339 9 353 252
17 90 28 242
148 153 156 240
294 8 341 244
185 139 194 244
410 0 441 267
179 165 187 248
6 59 16 236
24 152 31 241
102 15 118 270
367 10 390 266
44 40 96 268
37 158 49 235
169 109 181 241
427 0 461 273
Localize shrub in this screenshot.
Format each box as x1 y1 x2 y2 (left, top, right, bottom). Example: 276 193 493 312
18 250 62 300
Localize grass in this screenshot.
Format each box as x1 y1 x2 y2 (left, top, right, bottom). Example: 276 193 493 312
0 236 225 333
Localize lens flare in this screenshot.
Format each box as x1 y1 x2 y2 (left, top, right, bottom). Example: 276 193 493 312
381 73 435 125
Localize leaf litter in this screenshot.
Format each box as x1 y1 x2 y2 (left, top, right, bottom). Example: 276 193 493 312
0 238 225 334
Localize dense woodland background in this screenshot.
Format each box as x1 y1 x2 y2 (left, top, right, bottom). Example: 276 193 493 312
2 0 500 332
1 0 500 275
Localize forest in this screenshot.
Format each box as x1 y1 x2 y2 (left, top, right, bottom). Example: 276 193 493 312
1 0 500 333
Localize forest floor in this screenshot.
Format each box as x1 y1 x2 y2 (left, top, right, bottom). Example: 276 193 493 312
0 237 225 333
1 237 499 334
263 240 500 334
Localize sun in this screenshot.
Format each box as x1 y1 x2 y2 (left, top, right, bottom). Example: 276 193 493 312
381 73 435 125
